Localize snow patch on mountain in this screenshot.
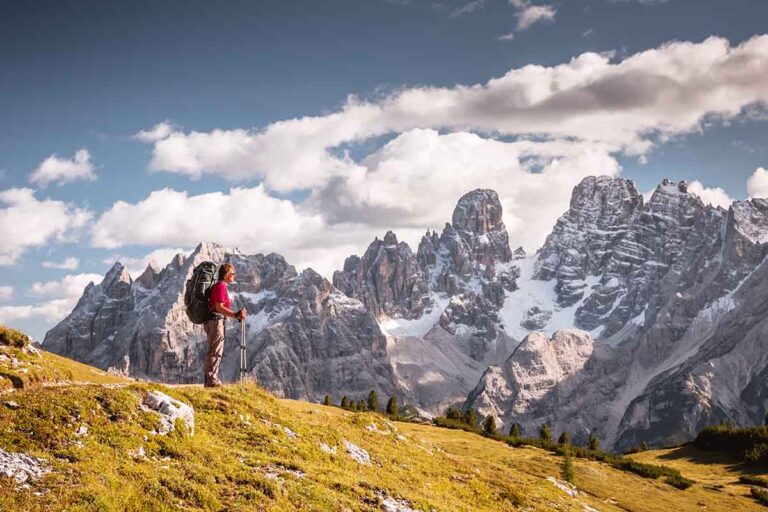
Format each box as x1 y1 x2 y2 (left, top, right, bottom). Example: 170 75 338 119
497 257 601 340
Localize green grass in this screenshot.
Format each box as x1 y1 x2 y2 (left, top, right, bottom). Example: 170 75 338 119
1 331 767 511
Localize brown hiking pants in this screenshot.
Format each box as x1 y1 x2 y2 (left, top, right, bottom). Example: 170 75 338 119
203 318 225 386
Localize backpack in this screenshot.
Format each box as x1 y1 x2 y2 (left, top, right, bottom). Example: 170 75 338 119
184 261 218 324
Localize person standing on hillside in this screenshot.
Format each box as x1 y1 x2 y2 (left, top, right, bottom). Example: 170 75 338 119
204 263 246 387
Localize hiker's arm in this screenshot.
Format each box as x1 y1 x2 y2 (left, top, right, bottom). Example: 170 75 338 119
213 302 238 318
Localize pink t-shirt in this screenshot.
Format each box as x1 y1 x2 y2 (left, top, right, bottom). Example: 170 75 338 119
208 281 230 312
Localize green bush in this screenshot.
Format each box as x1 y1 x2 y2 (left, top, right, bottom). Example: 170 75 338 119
740 475 768 488
751 486 768 507
695 422 768 467
432 417 480 434
0 325 29 348
664 474 694 490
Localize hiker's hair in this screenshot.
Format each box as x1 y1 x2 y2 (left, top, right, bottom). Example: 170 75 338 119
218 263 235 281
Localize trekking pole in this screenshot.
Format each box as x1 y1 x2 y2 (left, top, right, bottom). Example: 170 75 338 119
234 297 247 382
239 316 246 382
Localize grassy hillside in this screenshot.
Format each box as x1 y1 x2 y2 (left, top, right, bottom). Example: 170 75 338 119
1 326 767 511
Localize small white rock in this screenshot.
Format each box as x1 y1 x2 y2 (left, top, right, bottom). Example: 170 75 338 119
140 391 195 436
343 440 371 466
319 442 337 455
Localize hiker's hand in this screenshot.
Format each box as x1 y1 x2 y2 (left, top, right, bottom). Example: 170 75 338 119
236 308 246 321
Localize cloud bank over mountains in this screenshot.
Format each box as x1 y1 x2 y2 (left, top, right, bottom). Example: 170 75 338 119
110 34 768 272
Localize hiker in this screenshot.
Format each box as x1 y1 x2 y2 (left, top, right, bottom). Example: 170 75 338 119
204 263 246 387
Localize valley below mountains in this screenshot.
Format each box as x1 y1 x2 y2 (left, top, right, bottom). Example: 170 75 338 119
42 176 768 452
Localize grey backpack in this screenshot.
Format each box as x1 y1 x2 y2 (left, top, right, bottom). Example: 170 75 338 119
184 261 217 324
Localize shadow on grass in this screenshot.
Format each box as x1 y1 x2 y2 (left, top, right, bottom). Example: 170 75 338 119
654 443 766 481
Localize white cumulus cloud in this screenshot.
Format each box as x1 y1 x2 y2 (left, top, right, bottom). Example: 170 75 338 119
42 257 80 270
29 149 96 187
95 130 621 276
516 4 556 31
687 180 734 209
0 188 92 265
136 35 768 195
28 273 103 299
0 272 102 326
103 247 188 277
0 285 12 302
747 167 768 198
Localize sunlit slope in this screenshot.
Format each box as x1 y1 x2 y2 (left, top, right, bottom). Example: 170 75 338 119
1 326 765 511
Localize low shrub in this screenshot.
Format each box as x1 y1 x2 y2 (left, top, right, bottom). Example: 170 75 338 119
664 474 694 490
695 423 768 468
751 486 768 507
740 475 768 488
0 325 29 348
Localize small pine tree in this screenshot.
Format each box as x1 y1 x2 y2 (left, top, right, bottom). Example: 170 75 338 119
483 415 497 435
588 432 600 451
558 431 571 446
341 396 350 409
357 399 367 412
640 441 650 451
509 422 522 438
367 390 379 413
386 396 399 418
463 409 478 427
539 423 552 443
562 446 575 484
323 394 332 407
446 407 462 421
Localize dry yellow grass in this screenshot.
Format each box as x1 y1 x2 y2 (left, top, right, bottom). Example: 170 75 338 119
0 333 765 511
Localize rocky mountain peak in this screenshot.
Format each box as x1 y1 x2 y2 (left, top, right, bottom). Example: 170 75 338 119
535 176 643 304
100 262 133 299
332 231 430 320
452 189 504 234
135 263 160 289
382 230 398 247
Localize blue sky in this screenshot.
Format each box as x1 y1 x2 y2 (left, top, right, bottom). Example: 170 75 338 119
1 0 767 340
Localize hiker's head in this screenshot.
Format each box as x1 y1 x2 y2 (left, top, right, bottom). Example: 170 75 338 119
218 263 236 282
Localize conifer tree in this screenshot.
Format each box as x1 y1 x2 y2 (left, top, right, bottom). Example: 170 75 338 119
446 407 462 421
562 446 575 484
357 399 367 412
588 432 600 451
483 415 497 435
463 409 478 427
367 390 379 412
539 423 552 443
323 394 332 407
558 431 571 446
509 422 522 438
341 396 350 409
386 396 399 418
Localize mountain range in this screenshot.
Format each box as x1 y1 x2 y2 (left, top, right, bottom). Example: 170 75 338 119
41 176 768 451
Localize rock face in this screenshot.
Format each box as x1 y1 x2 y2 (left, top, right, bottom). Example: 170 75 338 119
43 242 396 403
465 330 596 436
332 231 430 320
335 189 521 413
467 177 768 450
535 176 643 307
